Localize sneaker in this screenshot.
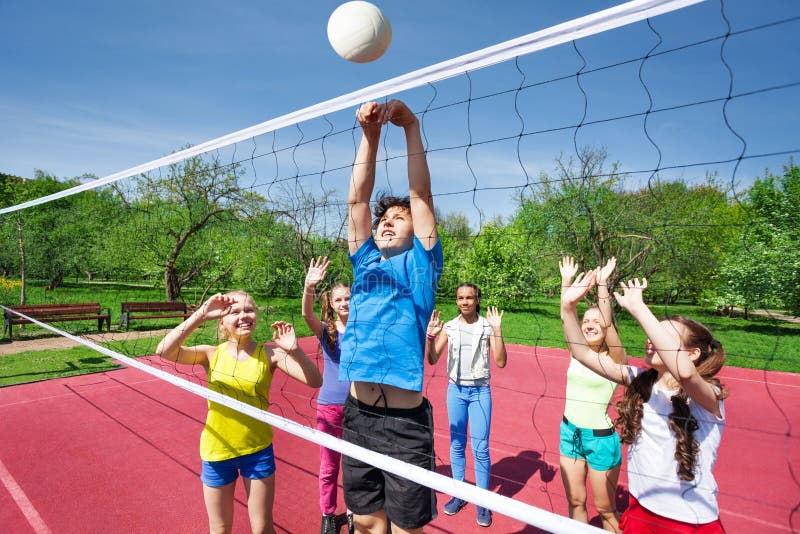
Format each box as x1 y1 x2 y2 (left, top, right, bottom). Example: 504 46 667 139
443 497 468 516
476 507 493 527
346 512 354 534
320 514 337 534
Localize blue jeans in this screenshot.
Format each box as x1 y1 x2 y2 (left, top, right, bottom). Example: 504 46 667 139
447 383 492 489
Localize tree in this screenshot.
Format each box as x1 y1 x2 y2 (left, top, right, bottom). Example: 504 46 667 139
113 151 256 301
515 147 654 296
716 161 800 315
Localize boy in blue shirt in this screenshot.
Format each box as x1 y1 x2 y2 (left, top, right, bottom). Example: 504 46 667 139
340 99 443 534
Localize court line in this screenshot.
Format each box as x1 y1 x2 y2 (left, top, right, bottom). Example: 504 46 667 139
0 457 51 534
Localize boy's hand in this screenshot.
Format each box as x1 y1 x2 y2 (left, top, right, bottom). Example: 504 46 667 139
384 99 418 128
356 101 383 140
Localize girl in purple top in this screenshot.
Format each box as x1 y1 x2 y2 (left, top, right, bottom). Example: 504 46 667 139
303 256 353 534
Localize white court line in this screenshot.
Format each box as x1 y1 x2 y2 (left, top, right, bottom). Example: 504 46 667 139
0 458 51 534
722 507 795 532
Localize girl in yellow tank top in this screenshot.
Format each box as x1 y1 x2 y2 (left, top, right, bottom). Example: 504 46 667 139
156 291 322 534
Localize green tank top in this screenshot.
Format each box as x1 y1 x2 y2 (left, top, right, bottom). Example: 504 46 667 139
563 356 617 429
200 343 274 461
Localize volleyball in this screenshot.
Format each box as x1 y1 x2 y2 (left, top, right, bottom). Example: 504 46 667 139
327 1 392 63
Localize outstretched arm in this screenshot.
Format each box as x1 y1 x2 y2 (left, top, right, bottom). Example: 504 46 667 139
615 279 721 416
302 256 329 339
155 294 232 366
597 257 626 364
425 309 448 365
348 102 383 254
486 306 507 368
561 270 629 385
269 321 322 388
385 99 437 249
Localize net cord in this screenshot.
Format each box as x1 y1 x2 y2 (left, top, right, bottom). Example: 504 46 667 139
0 306 603 532
0 0 704 216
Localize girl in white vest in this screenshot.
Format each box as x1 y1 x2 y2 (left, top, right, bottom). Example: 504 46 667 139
426 283 507 528
562 272 728 534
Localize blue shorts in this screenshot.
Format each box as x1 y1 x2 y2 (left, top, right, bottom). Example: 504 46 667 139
201 444 276 487
559 416 621 471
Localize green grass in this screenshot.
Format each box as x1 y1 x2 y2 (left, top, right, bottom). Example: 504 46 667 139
2 282 798 388
433 299 800 372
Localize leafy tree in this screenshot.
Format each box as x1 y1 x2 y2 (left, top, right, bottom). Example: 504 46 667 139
716 162 800 315
113 151 257 301
515 147 653 296
623 178 740 303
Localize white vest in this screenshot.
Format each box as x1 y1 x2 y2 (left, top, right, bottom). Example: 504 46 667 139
443 315 493 383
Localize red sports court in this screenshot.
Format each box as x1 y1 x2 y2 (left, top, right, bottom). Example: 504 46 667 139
1 338 798 533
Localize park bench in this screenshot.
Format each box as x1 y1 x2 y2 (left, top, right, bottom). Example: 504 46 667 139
2 303 111 340
119 301 191 330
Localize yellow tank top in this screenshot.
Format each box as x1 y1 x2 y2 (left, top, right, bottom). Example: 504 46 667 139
200 343 274 461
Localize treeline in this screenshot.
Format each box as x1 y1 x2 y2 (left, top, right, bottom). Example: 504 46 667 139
1 150 798 315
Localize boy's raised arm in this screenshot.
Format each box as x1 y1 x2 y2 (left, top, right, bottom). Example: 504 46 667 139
348 102 383 254
385 99 437 249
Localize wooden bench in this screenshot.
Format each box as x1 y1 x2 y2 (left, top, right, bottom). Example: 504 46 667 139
3 303 111 340
119 301 191 330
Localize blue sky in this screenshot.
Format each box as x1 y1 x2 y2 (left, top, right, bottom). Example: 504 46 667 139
1 0 798 223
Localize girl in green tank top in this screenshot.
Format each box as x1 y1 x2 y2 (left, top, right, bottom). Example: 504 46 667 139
558 257 627 533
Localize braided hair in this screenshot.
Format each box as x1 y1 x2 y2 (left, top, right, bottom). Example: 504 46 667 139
320 284 349 354
615 316 728 481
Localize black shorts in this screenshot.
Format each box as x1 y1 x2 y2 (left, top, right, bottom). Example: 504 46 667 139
342 395 437 530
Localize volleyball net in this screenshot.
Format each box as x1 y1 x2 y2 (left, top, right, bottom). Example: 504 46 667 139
1 0 799 531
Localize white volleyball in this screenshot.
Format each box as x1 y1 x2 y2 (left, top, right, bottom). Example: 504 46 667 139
327 1 392 63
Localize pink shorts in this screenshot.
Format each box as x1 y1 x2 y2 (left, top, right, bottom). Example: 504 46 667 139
620 495 725 533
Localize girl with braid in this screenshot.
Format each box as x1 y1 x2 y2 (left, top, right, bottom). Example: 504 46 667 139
302 256 353 534
561 271 727 533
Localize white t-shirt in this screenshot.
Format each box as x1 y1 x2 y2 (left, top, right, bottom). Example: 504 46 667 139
626 367 725 524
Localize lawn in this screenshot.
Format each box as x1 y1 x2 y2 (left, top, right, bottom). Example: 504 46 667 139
1 281 798 388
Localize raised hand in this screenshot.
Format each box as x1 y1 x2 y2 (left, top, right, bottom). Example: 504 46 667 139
383 99 418 129
197 293 233 322
561 270 598 306
427 309 444 337
597 256 617 288
356 101 384 140
559 256 579 285
486 306 504 332
271 321 299 352
613 278 648 312
305 256 330 289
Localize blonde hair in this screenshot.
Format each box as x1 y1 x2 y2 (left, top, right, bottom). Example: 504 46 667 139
216 290 256 341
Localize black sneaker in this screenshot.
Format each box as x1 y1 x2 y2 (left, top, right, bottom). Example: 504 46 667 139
321 514 337 534
443 497 468 515
476 506 492 527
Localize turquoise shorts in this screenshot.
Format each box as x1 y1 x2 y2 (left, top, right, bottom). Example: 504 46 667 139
201 444 276 487
559 416 621 471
